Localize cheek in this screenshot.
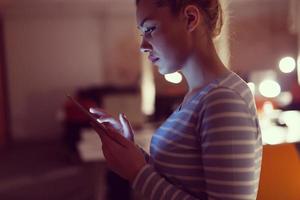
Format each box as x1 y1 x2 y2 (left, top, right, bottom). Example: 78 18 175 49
154 36 180 59
151 28 189 66
161 33 189 60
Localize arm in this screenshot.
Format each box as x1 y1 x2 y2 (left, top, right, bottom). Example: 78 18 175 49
198 88 262 200
90 113 200 199
132 164 200 200
132 88 262 200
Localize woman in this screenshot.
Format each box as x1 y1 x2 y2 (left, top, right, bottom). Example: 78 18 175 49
90 0 262 199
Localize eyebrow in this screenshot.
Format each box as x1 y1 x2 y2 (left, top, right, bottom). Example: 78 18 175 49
138 17 151 29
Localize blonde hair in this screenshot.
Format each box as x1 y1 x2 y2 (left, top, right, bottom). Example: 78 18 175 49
136 0 223 38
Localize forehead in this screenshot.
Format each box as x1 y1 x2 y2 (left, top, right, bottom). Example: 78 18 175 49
136 0 168 26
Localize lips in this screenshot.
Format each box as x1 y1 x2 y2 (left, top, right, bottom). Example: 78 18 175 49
148 55 159 63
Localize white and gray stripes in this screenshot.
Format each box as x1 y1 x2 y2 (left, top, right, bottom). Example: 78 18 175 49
132 72 262 200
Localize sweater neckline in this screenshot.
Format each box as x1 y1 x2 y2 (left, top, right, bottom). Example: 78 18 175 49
177 71 233 111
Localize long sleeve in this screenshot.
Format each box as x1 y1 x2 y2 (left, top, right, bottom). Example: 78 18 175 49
198 88 262 199
132 164 200 200
132 77 262 200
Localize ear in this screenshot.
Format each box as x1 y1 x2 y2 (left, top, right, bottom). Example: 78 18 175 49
183 5 202 32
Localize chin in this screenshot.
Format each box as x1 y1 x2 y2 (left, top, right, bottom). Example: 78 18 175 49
158 69 169 75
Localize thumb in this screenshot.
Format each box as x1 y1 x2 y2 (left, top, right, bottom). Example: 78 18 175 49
119 113 134 141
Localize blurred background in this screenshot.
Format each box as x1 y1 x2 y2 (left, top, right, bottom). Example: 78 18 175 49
0 0 300 199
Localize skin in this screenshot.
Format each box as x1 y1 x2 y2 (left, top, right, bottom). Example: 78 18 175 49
90 0 230 183
137 0 229 93
90 109 146 183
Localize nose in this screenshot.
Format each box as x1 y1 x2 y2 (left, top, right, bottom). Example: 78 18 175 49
140 37 152 53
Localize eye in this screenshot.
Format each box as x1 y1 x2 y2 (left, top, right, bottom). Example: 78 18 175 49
141 26 156 37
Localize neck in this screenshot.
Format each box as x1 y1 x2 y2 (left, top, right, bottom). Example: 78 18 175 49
180 38 229 92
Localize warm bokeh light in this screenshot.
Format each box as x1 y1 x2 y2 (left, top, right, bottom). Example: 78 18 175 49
262 101 274 114
141 54 155 115
279 111 300 142
259 80 281 98
247 82 255 94
298 55 300 85
277 92 292 107
164 72 183 84
261 127 287 145
279 56 296 73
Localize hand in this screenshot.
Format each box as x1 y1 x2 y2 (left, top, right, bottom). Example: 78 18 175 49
91 120 146 183
89 108 134 141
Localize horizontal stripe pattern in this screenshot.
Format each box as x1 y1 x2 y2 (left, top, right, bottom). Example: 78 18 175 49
132 72 262 200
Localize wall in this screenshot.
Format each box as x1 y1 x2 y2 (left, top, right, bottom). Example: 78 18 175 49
2 2 140 141
229 0 297 74
0 63 6 146
0 49 7 146
0 18 8 146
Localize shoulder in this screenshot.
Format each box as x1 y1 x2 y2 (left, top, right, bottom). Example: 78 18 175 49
199 72 255 112
202 87 247 108
199 87 251 120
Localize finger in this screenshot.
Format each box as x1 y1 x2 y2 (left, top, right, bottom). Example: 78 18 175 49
102 122 122 135
91 121 128 149
90 121 108 137
89 107 110 117
89 108 120 127
119 113 134 141
105 126 130 148
97 118 119 126
89 108 111 122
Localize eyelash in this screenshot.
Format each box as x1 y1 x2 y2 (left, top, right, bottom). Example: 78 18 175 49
141 27 156 37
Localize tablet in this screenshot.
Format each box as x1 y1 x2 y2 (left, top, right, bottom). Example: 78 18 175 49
66 94 107 134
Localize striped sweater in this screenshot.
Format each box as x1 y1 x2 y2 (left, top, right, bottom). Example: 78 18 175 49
132 71 262 200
